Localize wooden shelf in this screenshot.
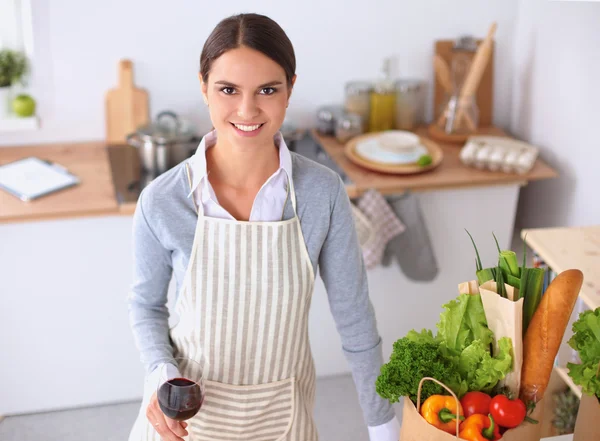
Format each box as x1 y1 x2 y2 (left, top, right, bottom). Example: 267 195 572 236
521 226 600 310
554 366 582 399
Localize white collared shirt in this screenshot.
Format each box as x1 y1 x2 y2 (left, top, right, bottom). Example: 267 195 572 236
187 130 292 221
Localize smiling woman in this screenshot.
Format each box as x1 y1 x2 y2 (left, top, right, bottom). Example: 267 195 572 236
127 12 400 441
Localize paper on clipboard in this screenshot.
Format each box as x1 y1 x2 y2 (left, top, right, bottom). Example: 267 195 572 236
0 157 80 201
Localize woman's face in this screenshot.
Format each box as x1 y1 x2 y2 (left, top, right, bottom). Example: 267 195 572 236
201 46 295 147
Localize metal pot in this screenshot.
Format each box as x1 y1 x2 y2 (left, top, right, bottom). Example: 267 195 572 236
126 111 200 177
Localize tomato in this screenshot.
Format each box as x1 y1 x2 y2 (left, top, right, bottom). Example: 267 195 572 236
489 395 527 429
460 391 492 418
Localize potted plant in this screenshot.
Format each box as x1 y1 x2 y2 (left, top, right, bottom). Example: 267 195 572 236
0 49 28 118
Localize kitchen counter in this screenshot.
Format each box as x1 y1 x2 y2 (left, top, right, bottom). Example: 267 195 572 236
0 126 558 223
312 127 558 197
0 142 119 223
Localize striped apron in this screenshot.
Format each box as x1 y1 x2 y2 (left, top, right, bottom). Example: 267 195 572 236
129 164 318 441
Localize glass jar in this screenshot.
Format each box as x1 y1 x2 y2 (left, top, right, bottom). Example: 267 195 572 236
344 81 373 132
369 82 396 133
335 112 363 144
315 105 342 135
394 79 426 130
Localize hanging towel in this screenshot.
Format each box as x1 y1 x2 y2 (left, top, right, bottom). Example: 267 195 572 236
354 189 406 269
382 191 439 281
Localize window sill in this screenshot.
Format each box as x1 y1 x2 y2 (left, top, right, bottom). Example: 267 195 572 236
0 115 39 132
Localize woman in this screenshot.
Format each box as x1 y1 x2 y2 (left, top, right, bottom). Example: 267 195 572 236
128 13 399 441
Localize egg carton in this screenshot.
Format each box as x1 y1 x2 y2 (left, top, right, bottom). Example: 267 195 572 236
459 136 540 174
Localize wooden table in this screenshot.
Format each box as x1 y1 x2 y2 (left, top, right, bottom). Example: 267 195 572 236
312 127 558 198
521 225 600 311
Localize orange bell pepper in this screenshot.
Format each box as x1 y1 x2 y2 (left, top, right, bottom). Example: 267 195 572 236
420 395 464 434
459 414 501 441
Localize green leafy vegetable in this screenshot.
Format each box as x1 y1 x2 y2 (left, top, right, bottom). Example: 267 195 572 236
375 338 461 404
458 337 513 394
377 293 513 404
567 308 600 399
437 293 493 352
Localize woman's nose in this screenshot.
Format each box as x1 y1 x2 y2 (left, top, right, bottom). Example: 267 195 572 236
237 95 260 120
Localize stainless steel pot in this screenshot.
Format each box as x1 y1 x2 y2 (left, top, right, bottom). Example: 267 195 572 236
127 111 200 177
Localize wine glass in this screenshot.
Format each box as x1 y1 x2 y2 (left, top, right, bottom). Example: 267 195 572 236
156 357 205 436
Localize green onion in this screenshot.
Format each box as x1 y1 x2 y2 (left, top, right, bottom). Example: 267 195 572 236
521 267 546 335
495 265 507 298
506 274 521 290
466 229 482 272
476 268 496 285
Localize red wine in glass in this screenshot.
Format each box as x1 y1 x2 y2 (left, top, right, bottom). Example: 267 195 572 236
158 377 204 421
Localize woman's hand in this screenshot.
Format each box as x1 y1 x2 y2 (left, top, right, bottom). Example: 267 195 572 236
146 391 189 441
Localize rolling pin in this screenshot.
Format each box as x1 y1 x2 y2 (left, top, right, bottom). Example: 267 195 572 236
454 22 497 128
433 54 477 131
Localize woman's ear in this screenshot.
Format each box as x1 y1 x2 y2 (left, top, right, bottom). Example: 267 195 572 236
199 73 208 105
287 75 297 106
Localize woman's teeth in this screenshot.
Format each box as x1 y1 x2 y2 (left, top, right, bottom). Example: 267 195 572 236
233 123 262 132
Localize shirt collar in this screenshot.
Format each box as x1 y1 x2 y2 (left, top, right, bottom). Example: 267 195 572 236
187 130 293 197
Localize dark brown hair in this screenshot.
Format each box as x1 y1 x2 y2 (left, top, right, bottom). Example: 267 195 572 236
200 13 296 87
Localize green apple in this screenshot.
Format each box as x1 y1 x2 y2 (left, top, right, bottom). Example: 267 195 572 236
12 94 36 117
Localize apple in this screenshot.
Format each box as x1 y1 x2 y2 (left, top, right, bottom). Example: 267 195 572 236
12 94 36 117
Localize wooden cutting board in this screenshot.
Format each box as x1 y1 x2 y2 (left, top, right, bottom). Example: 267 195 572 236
433 40 494 127
105 59 149 145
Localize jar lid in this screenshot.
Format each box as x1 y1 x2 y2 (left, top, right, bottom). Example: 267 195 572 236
345 81 374 95
395 79 425 93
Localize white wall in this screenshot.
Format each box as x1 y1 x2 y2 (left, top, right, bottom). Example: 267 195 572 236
511 0 600 228
1 0 519 146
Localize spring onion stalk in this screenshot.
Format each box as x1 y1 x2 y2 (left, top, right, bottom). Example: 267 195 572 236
521 267 546 334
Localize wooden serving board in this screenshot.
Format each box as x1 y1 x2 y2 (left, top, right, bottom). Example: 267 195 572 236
434 39 494 127
105 59 149 145
344 133 443 175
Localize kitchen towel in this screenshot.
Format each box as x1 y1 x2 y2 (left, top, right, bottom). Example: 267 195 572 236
382 191 439 281
354 189 406 269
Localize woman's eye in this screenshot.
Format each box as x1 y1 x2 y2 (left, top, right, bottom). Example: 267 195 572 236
260 87 276 95
220 87 235 95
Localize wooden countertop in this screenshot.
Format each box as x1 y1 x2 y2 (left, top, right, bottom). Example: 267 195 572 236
0 142 119 223
312 127 558 198
0 126 558 224
521 225 600 310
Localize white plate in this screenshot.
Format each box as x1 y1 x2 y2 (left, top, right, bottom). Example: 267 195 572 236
355 131 428 164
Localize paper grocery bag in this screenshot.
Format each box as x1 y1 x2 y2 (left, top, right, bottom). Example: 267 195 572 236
573 393 600 441
479 280 524 397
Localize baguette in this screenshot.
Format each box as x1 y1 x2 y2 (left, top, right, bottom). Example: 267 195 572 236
520 269 584 403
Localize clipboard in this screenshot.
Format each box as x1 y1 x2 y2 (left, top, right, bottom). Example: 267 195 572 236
0 157 80 202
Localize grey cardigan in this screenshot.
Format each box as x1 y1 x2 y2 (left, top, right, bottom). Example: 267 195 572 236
127 152 394 426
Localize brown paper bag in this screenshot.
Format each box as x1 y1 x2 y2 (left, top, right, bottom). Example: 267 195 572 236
478 280 524 397
457 279 523 397
573 393 600 441
399 377 544 441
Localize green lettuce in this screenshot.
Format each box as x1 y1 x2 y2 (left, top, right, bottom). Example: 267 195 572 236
567 308 600 399
458 337 513 394
437 293 493 353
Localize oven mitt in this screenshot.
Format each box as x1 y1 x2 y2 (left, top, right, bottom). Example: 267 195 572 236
382 192 439 281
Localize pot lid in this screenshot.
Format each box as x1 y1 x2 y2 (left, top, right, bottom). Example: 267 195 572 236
137 111 196 143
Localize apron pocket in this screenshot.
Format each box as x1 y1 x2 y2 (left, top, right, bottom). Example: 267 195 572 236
191 377 295 441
